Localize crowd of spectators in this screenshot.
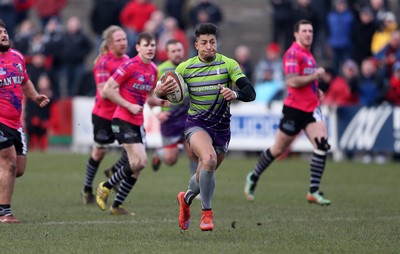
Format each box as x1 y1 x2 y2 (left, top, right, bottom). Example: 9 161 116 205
4 0 400 156
251 0 400 111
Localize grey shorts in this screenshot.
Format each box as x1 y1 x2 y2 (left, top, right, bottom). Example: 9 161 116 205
184 125 230 154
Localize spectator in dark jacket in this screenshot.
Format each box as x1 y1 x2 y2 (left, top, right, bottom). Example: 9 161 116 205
288 0 319 52
165 0 187 30
90 0 125 41
351 7 377 66
189 0 223 27
61 16 93 96
43 17 65 99
269 0 292 50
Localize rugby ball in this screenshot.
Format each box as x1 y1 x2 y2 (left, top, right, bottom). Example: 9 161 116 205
160 70 185 103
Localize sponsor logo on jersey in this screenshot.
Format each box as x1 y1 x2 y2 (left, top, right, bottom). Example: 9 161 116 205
0 131 8 142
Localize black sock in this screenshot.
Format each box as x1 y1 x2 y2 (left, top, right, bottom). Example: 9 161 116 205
111 150 129 174
309 152 327 193
83 157 100 192
104 163 131 189
251 149 275 182
0 204 11 216
112 175 137 208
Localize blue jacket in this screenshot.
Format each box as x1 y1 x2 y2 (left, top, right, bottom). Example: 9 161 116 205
327 10 354 48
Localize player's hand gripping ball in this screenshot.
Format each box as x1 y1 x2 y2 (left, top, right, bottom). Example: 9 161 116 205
160 70 185 103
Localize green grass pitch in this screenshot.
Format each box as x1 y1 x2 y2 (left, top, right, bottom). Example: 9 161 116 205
1 151 399 253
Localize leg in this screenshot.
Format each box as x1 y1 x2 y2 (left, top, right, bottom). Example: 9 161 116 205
16 155 26 178
187 131 218 209
183 140 198 176
108 143 146 215
0 146 20 223
82 144 107 204
85 145 108 190
103 149 129 183
152 145 179 172
244 129 296 201
304 121 331 205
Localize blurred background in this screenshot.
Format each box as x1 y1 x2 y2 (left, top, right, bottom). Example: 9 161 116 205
6 0 400 163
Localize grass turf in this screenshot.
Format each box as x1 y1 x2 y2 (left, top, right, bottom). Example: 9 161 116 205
1 151 399 253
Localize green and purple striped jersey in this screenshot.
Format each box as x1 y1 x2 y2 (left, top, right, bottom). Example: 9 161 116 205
175 53 245 130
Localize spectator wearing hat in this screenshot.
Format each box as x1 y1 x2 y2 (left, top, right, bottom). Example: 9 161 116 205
384 61 400 105
253 42 283 85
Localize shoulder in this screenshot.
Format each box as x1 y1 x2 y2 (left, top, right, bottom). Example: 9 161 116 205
176 57 197 73
9 48 25 62
219 54 238 65
122 54 130 61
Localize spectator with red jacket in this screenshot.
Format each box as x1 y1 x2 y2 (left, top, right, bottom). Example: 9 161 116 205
323 59 360 106
33 0 68 28
119 0 157 56
385 61 400 105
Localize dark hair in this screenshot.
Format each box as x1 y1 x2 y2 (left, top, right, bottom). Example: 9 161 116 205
195 23 218 38
0 19 6 29
294 19 312 32
136 32 155 45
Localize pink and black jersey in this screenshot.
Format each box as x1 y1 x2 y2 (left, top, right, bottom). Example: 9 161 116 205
0 48 29 129
92 51 129 120
283 42 319 112
112 55 157 126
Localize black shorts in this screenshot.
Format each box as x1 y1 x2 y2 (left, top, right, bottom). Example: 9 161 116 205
92 114 115 145
0 122 27 155
278 105 323 136
112 118 146 144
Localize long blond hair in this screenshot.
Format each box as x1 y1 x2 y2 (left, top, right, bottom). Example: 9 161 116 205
93 25 124 64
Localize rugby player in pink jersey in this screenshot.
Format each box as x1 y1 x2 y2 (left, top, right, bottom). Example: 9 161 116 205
0 19 50 223
244 19 332 206
81 26 130 205
95 32 176 215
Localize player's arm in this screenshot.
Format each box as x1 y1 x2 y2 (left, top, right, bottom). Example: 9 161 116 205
22 79 50 108
103 77 142 114
234 77 256 102
285 67 325 88
218 77 256 102
97 82 109 99
147 91 169 107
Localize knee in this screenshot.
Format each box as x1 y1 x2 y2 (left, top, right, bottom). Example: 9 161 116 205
270 146 285 158
314 137 331 155
130 158 147 172
3 162 18 177
92 145 108 160
164 154 178 166
16 166 25 177
200 153 217 171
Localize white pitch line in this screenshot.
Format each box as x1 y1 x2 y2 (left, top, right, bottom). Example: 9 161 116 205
42 219 176 225
35 216 400 226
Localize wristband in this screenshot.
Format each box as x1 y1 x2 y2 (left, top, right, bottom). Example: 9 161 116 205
233 91 238 99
